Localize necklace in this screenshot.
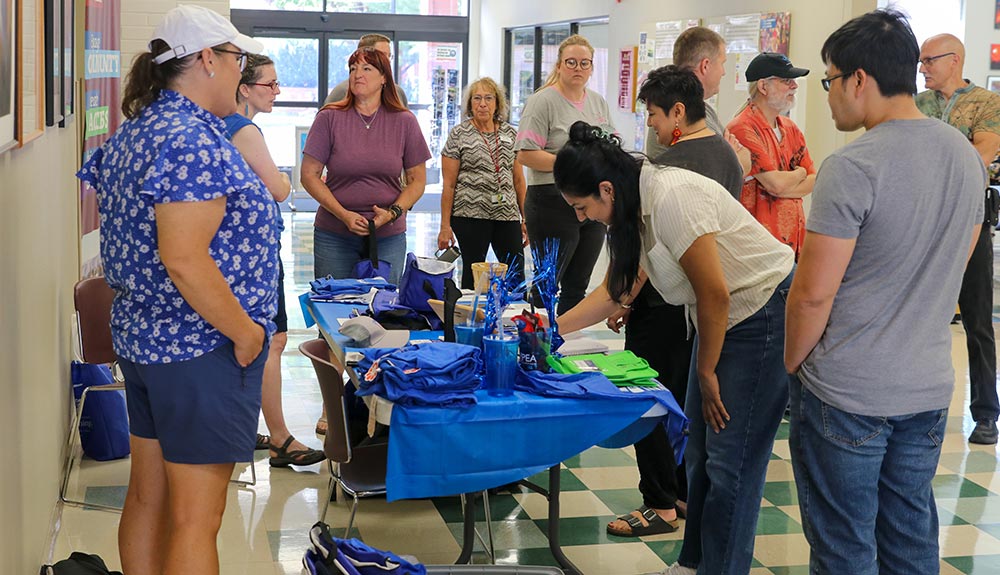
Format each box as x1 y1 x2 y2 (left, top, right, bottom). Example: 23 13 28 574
356 106 380 129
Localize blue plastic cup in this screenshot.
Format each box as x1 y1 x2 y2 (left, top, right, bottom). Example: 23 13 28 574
483 332 518 397
455 323 485 348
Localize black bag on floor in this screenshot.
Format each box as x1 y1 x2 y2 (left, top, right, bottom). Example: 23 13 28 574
41 552 122 575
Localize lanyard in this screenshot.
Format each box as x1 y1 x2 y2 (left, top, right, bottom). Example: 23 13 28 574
477 125 501 174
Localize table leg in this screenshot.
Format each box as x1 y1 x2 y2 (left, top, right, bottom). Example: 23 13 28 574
455 492 477 564
548 465 582 575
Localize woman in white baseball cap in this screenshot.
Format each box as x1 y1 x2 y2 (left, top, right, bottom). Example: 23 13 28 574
76 5 276 574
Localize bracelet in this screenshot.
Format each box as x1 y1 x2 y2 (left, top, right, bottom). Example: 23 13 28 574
619 302 632 310
389 204 404 221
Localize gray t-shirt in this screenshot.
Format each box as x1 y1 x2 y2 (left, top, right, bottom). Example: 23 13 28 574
514 86 614 186
798 118 985 417
324 80 409 108
645 103 724 159
652 134 742 199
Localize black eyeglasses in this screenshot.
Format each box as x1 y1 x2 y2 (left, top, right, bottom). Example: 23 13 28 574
212 48 249 71
563 58 593 70
249 80 280 91
821 70 854 91
918 52 955 67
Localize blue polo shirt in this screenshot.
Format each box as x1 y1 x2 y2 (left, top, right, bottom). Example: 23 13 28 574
77 90 279 364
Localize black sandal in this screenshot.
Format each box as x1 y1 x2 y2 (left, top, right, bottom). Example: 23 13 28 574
606 505 679 537
255 433 270 450
269 436 325 468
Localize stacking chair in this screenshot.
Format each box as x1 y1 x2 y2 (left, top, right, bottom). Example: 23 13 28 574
60 276 128 512
61 277 256 512
299 337 496 562
299 338 388 535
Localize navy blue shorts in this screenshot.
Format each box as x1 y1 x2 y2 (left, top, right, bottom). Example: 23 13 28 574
118 340 268 464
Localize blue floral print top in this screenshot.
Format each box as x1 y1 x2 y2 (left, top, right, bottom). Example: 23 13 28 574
77 90 279 364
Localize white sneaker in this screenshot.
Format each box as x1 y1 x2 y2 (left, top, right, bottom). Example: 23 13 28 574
659 563 697 575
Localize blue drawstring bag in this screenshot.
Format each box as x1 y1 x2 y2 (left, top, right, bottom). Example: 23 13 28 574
353 221 393 280
398 253 455 313
71 361 130 461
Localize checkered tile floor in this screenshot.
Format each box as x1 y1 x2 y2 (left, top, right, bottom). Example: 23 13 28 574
53 213 1000 574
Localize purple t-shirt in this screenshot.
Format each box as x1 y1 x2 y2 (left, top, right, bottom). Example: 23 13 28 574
303 106 431 238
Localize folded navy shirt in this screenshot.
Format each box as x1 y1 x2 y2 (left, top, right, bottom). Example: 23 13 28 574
356 342 482 408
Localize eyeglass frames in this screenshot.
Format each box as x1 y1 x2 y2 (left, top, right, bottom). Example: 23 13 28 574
918 52 955 67
249 80 280 91
821 70 854 91
212 48 249 71
562 58 593 70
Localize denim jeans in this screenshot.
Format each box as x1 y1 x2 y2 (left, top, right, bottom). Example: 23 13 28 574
313 227 407 285
788 375 947 575
677 273 791 574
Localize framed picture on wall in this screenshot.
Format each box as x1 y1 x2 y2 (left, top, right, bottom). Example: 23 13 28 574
58 0 72 127
44 0 62 126
18 0 46 145
988 76 1000 95
0 0 16 153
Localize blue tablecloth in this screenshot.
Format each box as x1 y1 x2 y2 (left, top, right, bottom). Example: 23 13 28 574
304 296 688 501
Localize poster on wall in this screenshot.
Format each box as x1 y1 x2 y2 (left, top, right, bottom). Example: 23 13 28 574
992 44 1000 71
619 47 637 112
724 13 761 53
995 0 1000 30
759 12 790 55
654 20 683 61
80 0 121 277
0 0 15 153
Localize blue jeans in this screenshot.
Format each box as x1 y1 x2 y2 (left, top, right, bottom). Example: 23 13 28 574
788 376 947 575
678 274 791 574
313 227 407 285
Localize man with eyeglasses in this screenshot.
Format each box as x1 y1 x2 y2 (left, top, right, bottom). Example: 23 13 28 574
727 52 815 259
324 33 408 108
786 10 984 573
915 33 1000 446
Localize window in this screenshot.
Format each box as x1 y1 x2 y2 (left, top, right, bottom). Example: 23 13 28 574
231 0 467 16
231 9 469 187
504 19 610 126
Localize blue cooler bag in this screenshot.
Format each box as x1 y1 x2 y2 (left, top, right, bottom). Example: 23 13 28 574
71 361 130 461
398 253 455 313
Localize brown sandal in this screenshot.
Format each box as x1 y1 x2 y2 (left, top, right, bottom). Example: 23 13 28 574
269 436 325 468
315 416 328 436
606 506 679 537
255 433 270 450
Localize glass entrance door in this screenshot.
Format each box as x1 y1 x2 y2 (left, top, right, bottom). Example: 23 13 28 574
398 40 464 185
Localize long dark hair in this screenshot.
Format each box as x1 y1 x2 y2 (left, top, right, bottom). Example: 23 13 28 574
554 121 644 301
121 39 192 118
324 47 406 113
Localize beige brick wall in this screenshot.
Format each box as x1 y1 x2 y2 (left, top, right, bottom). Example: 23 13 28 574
120 1 232 83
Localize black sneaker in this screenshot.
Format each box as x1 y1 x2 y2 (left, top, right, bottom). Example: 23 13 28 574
969 420 999 445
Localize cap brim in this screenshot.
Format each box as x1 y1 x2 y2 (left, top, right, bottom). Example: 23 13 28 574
376 329 411 349
781 66 810 78
232 33 264 56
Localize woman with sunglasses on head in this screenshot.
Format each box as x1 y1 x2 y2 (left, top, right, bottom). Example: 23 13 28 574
515 34 614 314
76 6 277 573
438 77 528 289
224 54 324 469
555 121 793 575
